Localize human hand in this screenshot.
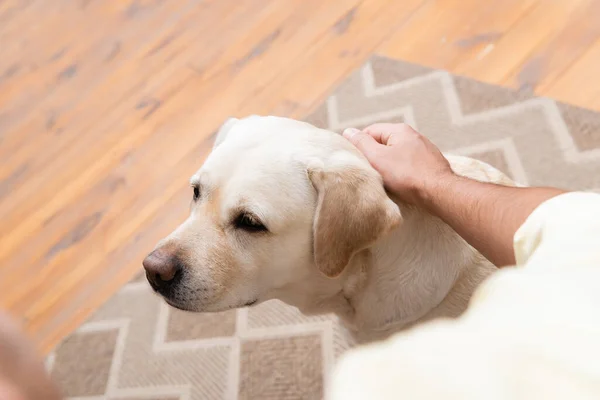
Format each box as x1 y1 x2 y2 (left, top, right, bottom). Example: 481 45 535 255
342 123 454 206
0 312 62 400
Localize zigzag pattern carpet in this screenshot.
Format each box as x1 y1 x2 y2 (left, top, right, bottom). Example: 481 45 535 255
47 56 600 400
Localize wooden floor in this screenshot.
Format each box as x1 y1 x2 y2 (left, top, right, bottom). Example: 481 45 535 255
1 0 600 354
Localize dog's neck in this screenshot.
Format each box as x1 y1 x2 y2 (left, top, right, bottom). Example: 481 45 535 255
351 205 478 327
274 204 495 339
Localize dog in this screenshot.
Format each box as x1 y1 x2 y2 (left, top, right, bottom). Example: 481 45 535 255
142 115 515 343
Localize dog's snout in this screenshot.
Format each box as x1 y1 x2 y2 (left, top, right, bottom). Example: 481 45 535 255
143 248 181 291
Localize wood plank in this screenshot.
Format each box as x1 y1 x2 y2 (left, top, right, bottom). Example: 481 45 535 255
543 37 600 110
378 0 538 73
378 0 600 111
500 0 600 94
0 0 210 163
0 1 137 90
452 0 589 85
0 2 58 44
245 0 427 116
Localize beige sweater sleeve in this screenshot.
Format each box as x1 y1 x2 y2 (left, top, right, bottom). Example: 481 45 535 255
327 192 600 400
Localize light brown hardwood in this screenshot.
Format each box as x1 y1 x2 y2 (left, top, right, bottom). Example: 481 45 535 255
1 0 599 354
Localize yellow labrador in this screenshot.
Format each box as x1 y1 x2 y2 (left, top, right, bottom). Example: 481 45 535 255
143 116 514 342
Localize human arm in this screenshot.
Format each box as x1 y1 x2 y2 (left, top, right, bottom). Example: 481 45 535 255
420 174 566 267
342 123 567 267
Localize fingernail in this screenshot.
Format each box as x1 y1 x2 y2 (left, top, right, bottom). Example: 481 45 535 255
343 128 360 139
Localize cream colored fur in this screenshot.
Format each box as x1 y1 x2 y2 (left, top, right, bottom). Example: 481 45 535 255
148 115 515 343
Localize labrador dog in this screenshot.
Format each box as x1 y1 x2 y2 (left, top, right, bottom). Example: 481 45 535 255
142 115 514 343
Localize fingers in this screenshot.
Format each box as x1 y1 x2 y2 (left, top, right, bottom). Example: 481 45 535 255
362 123 399 145
342 128 380 156
365 123 419 145
343 123 419 150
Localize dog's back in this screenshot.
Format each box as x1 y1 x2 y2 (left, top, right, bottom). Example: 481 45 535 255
446 154 519 187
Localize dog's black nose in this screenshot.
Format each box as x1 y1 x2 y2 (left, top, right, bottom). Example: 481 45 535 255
143 247 181 291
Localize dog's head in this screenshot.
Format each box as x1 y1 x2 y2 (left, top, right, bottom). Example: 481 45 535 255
143 116 401 312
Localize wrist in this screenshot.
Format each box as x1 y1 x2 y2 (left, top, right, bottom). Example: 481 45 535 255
415 171 462 212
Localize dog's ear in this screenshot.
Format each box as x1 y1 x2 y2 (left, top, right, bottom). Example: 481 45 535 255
213 117 239 149
308 161 402 278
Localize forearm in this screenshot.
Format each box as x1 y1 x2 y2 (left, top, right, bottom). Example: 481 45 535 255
419 175 567 267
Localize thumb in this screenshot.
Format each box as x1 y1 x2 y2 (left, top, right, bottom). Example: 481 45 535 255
342 128 379 156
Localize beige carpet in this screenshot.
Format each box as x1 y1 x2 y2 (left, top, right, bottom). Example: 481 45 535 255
47 56 600 400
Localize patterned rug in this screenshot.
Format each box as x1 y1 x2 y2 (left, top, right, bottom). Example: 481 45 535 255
46 56 600 400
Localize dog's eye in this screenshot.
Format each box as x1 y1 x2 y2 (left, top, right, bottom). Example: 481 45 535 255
192 186 200 201
234 212 267 232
